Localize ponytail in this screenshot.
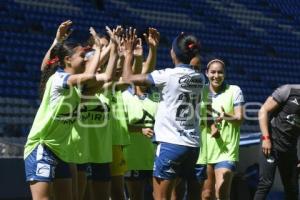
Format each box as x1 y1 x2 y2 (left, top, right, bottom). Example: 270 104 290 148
172 33 200 64
39 66 57 99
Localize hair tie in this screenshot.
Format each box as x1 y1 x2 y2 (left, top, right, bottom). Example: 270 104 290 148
188 43 195 49
46 56 59 65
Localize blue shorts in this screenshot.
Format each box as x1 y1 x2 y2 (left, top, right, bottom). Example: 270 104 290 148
124 170 153 180
153 142 204 181
213 161 236 171
24 144 71 182
85 163 111 181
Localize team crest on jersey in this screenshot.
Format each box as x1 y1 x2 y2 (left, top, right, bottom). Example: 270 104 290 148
290 98 299 105
36 163 51 178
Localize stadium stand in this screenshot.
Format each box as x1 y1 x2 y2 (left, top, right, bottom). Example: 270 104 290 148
0 0 299 152
1 1 299 199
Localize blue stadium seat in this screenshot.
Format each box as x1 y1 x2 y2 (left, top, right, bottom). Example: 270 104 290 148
0 0 300 135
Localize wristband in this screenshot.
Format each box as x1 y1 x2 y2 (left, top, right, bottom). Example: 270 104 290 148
261 135 270 141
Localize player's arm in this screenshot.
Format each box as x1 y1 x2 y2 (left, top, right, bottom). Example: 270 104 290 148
215 105 244 125
215 87 245 125
41 20 72 71
259 96 280 156
80 26 122 94
122 28 152 86
132 38 143 74
142 28 159 74
128 126 154 138
66 28 104 86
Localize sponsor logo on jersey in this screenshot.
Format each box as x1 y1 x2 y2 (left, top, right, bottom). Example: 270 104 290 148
178 74 204 88
286 114 300 128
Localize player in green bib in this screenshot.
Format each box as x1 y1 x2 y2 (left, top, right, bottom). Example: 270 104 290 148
107 68 130 200
36 20 78 200
24 28 116 200
123 88 157 171
73 92 113 200
110 90 131 146
197 59 244 200
122 86 159 200
72 26 121 200
120 28 159 200
38 22 108 200
76 41 119 200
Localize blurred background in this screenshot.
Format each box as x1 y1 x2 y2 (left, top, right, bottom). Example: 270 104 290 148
0 0 299 199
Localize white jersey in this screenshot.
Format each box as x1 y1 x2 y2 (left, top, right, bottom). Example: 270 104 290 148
147 64 205 147
49 68 71 108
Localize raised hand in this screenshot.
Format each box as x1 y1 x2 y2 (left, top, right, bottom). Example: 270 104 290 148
133 38 143 57
106 25 123 45
114 25 123 36
89 27 103 49
56 20 72 42
124 27 138 53
89 27 97 38
118 36 125 57
143 27 160 48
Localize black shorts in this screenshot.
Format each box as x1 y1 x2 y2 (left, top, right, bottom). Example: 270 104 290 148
124 170 153 180
77 163 111 181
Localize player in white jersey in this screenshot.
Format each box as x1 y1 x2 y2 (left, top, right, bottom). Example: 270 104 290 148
122 28 205 199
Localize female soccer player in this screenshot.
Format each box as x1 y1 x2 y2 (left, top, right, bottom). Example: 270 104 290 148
122 28 205 199
123 28 160 200
24 28 115 200
198 59 244 200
